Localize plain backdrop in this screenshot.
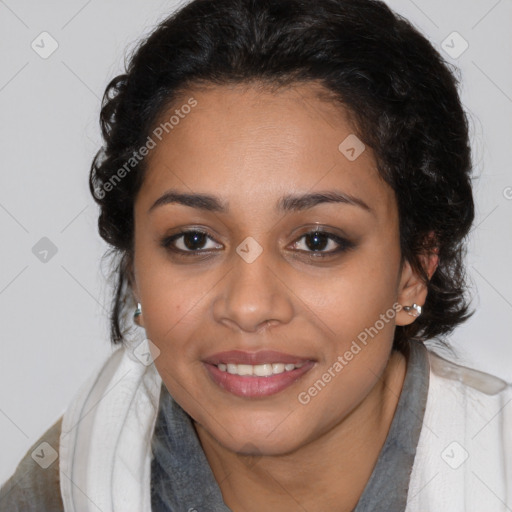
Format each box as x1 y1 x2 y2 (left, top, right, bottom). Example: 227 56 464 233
1 0 511 482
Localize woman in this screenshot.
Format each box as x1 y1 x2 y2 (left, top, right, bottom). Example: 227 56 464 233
1 0 511 510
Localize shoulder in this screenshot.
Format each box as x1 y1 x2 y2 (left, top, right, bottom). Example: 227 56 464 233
426 349 512 427
406 349 512 511
0 417 64 512
427 349 511 396
425 348 512 439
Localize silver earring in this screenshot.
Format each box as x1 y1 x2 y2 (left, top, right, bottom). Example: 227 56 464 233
134 302 142 322
403 303 422 317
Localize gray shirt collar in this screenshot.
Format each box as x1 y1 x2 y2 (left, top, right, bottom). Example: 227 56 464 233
151 340 430 512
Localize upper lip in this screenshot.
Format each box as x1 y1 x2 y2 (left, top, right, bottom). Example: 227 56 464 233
203 350 314 366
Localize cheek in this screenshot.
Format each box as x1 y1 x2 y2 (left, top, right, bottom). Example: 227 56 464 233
301 246 400 339
133 244 197 357
293 270 401 433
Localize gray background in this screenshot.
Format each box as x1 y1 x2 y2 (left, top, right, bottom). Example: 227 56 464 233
1 0 511 482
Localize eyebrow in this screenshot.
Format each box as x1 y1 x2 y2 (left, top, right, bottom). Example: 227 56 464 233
148 189 373 215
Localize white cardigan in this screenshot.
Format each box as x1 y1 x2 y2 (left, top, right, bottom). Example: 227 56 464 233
405 349 512 511
59 340 512 511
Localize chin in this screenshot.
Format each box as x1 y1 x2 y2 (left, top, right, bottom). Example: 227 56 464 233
229 434 306 457
202 412 313 457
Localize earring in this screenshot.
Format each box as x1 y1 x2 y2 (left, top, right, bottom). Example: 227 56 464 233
133 302 142 325
403 303 422 318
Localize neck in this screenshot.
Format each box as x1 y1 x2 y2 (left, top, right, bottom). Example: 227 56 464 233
194 348 407 512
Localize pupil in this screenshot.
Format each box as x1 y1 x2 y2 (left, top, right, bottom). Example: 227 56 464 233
184 231 206 250
306 231 328 251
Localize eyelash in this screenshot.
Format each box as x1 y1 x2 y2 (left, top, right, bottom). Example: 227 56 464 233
160 228 355 259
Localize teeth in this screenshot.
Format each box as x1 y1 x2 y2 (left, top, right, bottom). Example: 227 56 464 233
216 362 305 376
254 363 273 377
272 363 285 374
237 364 253 376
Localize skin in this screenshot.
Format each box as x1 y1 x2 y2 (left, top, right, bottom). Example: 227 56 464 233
130 81 438 512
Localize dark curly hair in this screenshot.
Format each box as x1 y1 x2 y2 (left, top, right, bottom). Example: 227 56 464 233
89 0 475 351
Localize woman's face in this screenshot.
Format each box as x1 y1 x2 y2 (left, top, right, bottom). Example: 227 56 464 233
132 82 422 455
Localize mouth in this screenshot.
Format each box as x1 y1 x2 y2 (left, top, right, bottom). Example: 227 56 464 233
203 350 316 398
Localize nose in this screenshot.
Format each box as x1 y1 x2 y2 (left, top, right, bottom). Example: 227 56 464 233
212 247 294 334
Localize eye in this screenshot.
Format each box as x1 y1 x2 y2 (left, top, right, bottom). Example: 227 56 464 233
161 228 354 259
161 229 223 255
290 230 354 257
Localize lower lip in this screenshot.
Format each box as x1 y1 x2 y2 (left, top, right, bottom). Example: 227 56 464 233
203 361 315 398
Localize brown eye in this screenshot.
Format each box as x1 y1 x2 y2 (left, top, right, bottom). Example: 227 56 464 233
161 230 223 255
291 230 354 256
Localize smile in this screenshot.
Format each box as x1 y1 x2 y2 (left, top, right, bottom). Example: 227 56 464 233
203 350 315 398
217 362 305 376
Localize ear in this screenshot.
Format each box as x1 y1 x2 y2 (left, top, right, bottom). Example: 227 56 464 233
396 246 439 326
125 254 145 328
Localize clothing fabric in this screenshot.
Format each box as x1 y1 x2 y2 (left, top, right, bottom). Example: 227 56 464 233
1 339 511 511
406 350 512 510
150 339 430 512
0 418 63 512
59 341 162 512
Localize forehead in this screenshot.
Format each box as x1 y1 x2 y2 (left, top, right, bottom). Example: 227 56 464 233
136 82 396 220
